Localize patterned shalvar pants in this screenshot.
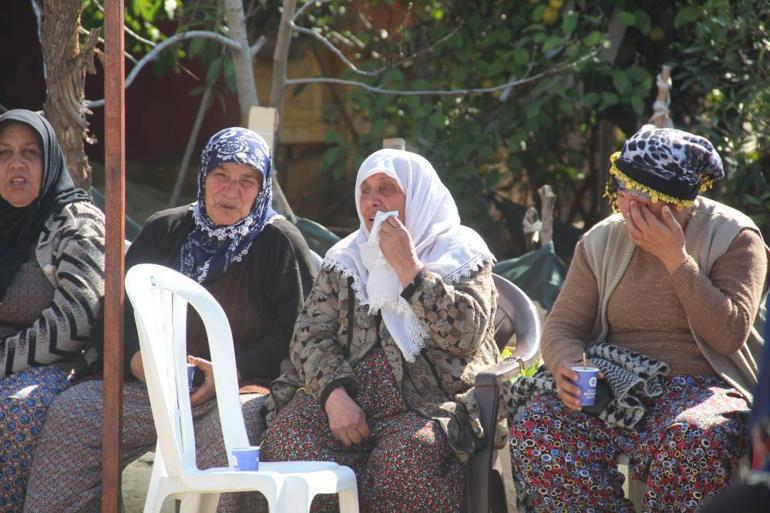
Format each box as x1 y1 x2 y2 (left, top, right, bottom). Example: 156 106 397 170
509 375 749 513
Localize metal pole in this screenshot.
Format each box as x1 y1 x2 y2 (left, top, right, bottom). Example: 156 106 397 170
103 1 126 512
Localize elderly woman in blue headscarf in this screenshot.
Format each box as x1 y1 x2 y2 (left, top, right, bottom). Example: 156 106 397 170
23 127 316 513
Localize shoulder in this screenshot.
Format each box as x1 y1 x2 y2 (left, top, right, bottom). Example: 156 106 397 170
261 217 308 250
44 200 104 232
142 205 193 233
40 201 105 251
694 197 761 233
583 213 625 241
317 262 352 292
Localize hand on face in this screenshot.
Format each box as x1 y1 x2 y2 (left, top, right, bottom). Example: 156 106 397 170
619 192 688 274
359 172 422 286
378 215 423 286
0 123 43 207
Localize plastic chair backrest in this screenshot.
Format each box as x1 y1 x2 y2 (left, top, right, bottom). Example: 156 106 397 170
492 273 541 367
125 263 249 478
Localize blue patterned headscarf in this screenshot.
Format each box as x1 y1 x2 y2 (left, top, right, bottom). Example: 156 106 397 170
176 127 277 284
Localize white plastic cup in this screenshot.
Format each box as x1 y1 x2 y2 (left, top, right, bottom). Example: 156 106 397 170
186 363 196 391
232 446 260 471
571 366 600 406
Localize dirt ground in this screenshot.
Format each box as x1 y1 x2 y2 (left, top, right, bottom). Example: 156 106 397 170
122 452 174 513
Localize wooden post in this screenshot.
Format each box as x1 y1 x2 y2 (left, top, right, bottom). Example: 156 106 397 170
102 1 126 512
538 185 556 247
522 206 540 252
382 138 406 150
649 65 673 128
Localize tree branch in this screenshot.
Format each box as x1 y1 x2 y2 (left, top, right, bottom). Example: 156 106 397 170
250 36 266 56
292 0 333 22
284 50 598 96
86 30 242 109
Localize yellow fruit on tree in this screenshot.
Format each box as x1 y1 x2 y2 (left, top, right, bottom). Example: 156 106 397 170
542 7 559 26
548 0 564 9
649 27 665 42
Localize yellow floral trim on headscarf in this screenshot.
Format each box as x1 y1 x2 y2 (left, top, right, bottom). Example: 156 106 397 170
604 151 714 212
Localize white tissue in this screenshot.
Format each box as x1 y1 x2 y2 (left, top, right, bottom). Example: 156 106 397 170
368 210 399 244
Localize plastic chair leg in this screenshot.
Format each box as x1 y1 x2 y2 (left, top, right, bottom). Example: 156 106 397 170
178 492 220 513
338 488 360 513
276 475 312 512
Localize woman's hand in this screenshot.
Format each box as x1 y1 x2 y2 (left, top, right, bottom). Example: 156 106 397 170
626 202 688 274
378 216 423 287
129 351 146 382
324 387 370 447
553 362 584 411
188 355 216 407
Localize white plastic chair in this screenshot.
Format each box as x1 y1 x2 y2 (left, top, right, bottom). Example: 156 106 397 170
125 263 359 513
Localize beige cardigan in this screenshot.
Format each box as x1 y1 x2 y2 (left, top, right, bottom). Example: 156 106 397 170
582 197 768 400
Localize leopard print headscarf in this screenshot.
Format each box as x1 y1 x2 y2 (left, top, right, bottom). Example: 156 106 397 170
605 124 724 211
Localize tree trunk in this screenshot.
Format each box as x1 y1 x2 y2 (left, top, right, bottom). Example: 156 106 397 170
270 0 296 116
221 0 260 123
40 0 98 188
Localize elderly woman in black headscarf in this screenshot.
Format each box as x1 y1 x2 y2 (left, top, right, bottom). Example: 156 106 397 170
0 109 105 513
508 125 769 512
24 127 316 513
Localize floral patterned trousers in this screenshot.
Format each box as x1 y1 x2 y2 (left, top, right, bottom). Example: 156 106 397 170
261 346 466 513
509 375 749 513
0 366 71 513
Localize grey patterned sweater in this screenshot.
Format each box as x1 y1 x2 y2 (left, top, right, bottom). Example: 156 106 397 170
267 261 501 462
0 201 105 377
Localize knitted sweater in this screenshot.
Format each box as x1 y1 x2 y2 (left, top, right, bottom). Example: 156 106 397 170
542 197 768 400
0 201 105 377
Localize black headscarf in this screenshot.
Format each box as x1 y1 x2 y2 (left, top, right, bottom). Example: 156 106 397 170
0 109 91 299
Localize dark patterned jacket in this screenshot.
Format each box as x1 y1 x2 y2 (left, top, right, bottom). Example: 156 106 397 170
0 201 105 377
267 261 501 462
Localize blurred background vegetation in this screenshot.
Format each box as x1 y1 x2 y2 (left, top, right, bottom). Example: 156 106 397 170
80 0 770 258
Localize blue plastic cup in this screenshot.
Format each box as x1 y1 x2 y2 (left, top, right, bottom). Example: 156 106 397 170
571 366 599 406
232 446 260 471
186 363 196 391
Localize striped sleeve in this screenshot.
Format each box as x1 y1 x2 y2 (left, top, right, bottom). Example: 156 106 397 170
0 201 105 377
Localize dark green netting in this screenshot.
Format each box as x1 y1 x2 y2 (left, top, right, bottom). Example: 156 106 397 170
493 242 566 310
90 187 143 241
296 217 341 257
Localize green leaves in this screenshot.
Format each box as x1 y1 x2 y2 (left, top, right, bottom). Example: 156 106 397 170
611 70 631 94
674 6 701 29
616 11 636 27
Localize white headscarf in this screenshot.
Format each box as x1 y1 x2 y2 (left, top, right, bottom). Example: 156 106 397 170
324 149 495 361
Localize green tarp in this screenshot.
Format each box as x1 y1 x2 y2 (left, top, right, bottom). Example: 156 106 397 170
493 242 566 310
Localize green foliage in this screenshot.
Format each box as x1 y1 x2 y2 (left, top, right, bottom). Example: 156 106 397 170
314 0 769 247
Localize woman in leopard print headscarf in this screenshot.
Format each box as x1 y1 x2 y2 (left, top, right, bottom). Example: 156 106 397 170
509 124 769 513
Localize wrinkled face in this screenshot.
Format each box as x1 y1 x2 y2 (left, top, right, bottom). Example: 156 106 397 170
359 172 406 232
616 189 668 220
204 162 262 226
0 122 43 207
616 189 695 227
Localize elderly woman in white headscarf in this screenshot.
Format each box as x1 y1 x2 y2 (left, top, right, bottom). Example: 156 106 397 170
260 149 500 513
